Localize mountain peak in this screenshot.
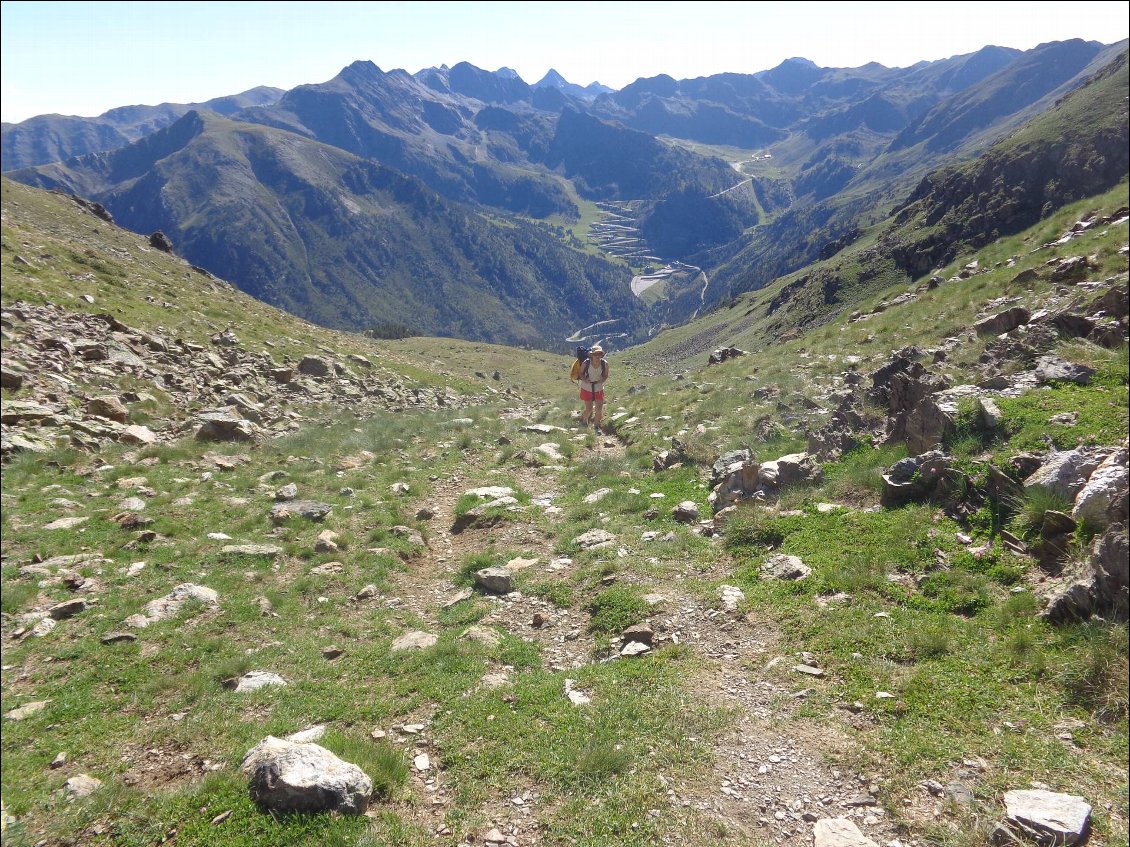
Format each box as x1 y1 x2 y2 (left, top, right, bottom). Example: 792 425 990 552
495 66 522 80
536 68 570 88
339 60 385 84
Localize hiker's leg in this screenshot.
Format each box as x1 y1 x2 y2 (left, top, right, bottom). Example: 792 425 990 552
581 396 593 424
594 394 604 426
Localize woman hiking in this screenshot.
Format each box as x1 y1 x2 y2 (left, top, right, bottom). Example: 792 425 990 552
577 345 609 433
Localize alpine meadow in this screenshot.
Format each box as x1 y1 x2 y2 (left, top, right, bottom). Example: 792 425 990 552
1 21 1128 847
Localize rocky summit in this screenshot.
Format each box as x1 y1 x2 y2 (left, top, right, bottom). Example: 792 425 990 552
1 39 1128 847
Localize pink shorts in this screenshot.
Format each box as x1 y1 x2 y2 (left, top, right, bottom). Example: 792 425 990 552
580 388 604 402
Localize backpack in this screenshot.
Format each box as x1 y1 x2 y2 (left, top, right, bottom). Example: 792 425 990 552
569 346 587 381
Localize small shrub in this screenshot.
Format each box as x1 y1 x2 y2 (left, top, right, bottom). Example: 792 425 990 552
588 585 649 634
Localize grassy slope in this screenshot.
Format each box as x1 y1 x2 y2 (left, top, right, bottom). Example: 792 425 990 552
2 176 1128 846
0 177 571 396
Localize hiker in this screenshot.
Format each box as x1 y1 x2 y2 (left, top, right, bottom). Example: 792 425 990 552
577 344 609 432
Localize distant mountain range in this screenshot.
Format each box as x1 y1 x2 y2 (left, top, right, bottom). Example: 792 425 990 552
4 41 1127 349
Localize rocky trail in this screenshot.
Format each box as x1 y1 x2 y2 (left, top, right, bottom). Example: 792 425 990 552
366 424 903 847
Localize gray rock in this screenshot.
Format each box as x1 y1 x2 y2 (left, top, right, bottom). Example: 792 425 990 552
241 736 372 814
48 598 89 620
391 630 438 652
1035 356 1096 386
275 483 299 501
1092 524 1129 620
6 700 50 721
761 554 811 581
672 501 700 522
573 529 616 550
475 567 514 594
101 631 137 645
622 623 654 645
269 500 332 524
719 584 745 613
1025 447 1111 502
297 355 333 377
135 583 219 626
86 395 128 423
464 486 514 499
813 817 878 847
1072 447 1128 529
222 544 283 558
975 307 1031 336
120 424 157 446
195 407 260 442
62 774 102 800
1003 789 1091 845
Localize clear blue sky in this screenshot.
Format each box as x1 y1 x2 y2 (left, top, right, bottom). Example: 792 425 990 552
2 0 1127 123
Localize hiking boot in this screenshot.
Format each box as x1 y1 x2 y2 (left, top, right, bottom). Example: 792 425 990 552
593 424 602 435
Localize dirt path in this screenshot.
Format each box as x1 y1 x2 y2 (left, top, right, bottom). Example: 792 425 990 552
382 425 897 845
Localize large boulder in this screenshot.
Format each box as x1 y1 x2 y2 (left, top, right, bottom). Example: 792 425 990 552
195 407 260 442
903 384 982 455
709 454 760 512
1072 447 1128 530
297 355 333 377
241 736 372 814
881 451 950 508
1025 447 1113 502
974 306 1030 336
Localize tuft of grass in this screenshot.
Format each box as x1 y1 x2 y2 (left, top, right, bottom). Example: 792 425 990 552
588 585 649 634
574 742 633 782
910 621 954 660
1056 622 1130 723
1007 485 1073 540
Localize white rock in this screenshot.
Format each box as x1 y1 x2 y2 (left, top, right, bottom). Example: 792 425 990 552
583 488 612 504
139 583 219 625
286 725 326 743
232 671 288 692
573 529 616 550
391 630 438 652
719 584 745 613
1025 447 1111 501
1004 789 1092 845
62 774 102 800
620 641 651 657
1072 447 1128 529
813 818 878 847
464 486 514 499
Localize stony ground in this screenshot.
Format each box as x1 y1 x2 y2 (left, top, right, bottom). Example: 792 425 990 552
353 425 908 847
